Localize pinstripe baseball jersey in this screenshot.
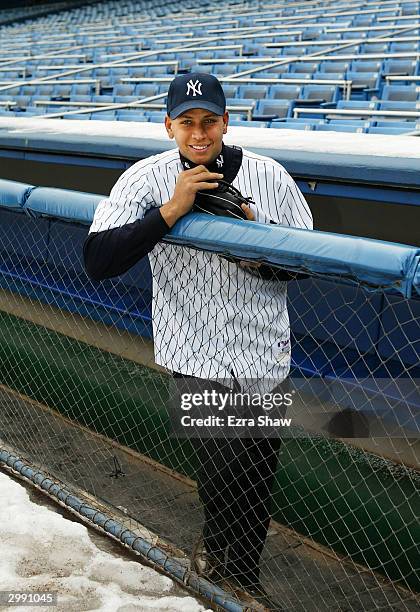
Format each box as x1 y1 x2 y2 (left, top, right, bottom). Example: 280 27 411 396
88 145 313 385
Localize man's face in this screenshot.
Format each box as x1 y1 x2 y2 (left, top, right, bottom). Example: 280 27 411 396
165 107 229 165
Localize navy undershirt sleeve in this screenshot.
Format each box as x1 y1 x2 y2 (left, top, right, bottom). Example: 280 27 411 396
83 208 169 281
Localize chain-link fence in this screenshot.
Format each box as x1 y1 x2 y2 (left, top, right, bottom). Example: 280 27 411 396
0 180 419 612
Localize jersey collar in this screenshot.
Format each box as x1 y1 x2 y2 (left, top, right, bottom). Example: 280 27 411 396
179 143 241 184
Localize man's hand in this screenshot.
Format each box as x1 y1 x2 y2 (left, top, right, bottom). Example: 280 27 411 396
240 203 254 221
160 166 224 228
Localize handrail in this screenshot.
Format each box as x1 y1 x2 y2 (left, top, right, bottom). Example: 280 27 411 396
293 107 420 119
199 52 420 61
378 14 420 22
0 79 101 94
254 5 404 23
265 35 420 48
122 76 353 99
154 30 302 44
324 23 420 34
385 76 420 83
36 100 255 121
38 61 179 71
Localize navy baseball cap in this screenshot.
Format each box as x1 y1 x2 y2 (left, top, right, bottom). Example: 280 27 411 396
167 73 226 119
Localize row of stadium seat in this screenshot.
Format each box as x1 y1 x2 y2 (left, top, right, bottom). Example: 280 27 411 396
2 83 419 104
2 0 419 134
1 100 419 125
1 105 417 134
13 59 420 79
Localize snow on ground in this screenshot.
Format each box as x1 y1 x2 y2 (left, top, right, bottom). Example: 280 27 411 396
0 470 211 612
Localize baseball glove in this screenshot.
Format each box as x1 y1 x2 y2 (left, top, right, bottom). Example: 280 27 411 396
193 179 250 220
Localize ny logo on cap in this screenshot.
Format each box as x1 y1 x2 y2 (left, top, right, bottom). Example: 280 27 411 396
186 79 202 97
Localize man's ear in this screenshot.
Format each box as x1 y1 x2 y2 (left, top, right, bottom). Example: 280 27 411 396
223 111 229 134
165 115 174 139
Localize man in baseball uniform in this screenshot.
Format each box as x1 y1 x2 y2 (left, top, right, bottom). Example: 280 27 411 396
84 73 312 606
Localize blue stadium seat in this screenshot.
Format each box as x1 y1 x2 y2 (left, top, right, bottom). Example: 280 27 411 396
221 85 239 99
360 43 389 54
378 100 419 112
289 62 319 73
342 31 367 40
207 66 235 77
147 66 171 77
52 85 71 99
312 72 346 81
35 85 54 98
253 99 293 119
225 97 255 108
229 120 269 127
382 60 418 75
375 121 419 129
315 124 367 133
109 68 127 77
214 50 240 59
250 72 283 79
21 105 46 116
331 100 377 120
70 84 92 96
194 52 214 61
90 112 116 121
350 61 383 73
45 105 73 113
389 43 419 53
65 113 92 120
352 16 375 26
336 100 378 110
367 126 416 135
246 65 289 76
70 95 92 103
237 86 269 100
273 117 325 125
13 95 31 108
328 120 372 127
280 73 312 81
127 67 149 78
269 85 301 99
134 84 160 97
227 112 247 121
302 85 340 104
282 46 306 56
116 111 149 122
21 85 36 96
319 61 350 73
113 84 136 97
93 68 110 78
346 72 381 99
114 96 139 104
335 45 361 55
270 121 314 130
184 62 206 73
92 95 114 104
147 111 167 123
381 86 418 101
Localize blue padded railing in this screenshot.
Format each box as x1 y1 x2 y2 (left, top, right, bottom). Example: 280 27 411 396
0 180 419 429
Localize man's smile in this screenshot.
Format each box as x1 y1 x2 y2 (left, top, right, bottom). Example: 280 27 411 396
189 144 212 151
